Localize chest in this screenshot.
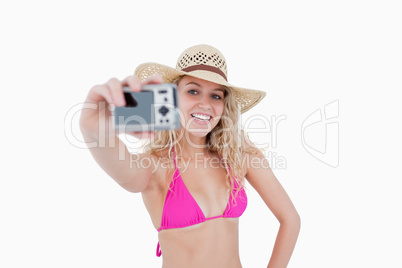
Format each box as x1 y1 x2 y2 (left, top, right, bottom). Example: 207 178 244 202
142 156 244 230
176 158 230 217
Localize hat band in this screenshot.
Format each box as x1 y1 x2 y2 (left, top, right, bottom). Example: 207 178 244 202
181 64 227 81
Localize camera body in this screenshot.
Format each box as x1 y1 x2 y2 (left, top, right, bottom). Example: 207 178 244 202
112 83 180 132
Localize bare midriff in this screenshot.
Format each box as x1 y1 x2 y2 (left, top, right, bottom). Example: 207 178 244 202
158 218 242 268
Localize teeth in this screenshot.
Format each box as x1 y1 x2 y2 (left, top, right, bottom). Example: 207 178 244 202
191 113 211 121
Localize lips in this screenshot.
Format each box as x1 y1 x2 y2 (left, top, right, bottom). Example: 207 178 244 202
191 113 212 121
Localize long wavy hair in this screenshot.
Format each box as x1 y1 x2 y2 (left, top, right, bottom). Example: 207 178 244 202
141 76 261 203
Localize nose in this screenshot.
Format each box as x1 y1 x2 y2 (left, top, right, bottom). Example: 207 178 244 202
198 94 212 110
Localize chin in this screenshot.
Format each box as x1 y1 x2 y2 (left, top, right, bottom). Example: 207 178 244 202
182 119 218 139
186 129 210 138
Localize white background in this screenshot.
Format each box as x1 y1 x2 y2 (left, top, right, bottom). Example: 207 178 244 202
1 0 401 267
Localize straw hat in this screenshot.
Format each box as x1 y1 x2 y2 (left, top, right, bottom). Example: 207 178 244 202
134 44 266 113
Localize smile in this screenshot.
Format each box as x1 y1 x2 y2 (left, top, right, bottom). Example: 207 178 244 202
191 113 212 122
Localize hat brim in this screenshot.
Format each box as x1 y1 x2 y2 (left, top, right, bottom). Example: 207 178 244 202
134 62 266 114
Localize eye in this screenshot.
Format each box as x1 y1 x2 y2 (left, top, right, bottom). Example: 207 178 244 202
188 89 198 95
212 94 222 100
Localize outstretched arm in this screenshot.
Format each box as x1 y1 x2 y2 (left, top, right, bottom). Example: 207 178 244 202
80 75 162 193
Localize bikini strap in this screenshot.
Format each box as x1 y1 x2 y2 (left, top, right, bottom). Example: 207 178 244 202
171 147 177 168
156 242 162 257
218 153 231 172
218 154 239 189
170 147 181 183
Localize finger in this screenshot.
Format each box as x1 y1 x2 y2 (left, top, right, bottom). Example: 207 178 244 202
144 131 155 138
90 84 114 105
122 75 142 92
128 131 155 139
138 131 155 139
105 77 125 106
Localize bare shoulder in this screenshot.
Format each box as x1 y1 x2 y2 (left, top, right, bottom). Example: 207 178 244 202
140 148 173 194
241 134 267 174
243 146 300 224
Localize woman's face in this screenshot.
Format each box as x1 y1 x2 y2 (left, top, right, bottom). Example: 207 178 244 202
177 76 225 138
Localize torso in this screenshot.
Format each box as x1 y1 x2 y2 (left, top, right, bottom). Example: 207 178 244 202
141 150 247 268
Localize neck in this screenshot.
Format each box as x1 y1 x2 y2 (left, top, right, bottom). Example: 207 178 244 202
177 133 210 160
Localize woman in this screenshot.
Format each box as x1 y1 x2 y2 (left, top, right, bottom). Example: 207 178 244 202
80 44 300 268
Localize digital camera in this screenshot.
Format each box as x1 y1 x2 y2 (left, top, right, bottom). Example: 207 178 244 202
112 83 180 132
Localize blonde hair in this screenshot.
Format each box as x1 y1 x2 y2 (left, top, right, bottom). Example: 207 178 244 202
141 76 261 203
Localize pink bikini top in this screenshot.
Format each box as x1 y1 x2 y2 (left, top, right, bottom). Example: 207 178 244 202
156 148 247 257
